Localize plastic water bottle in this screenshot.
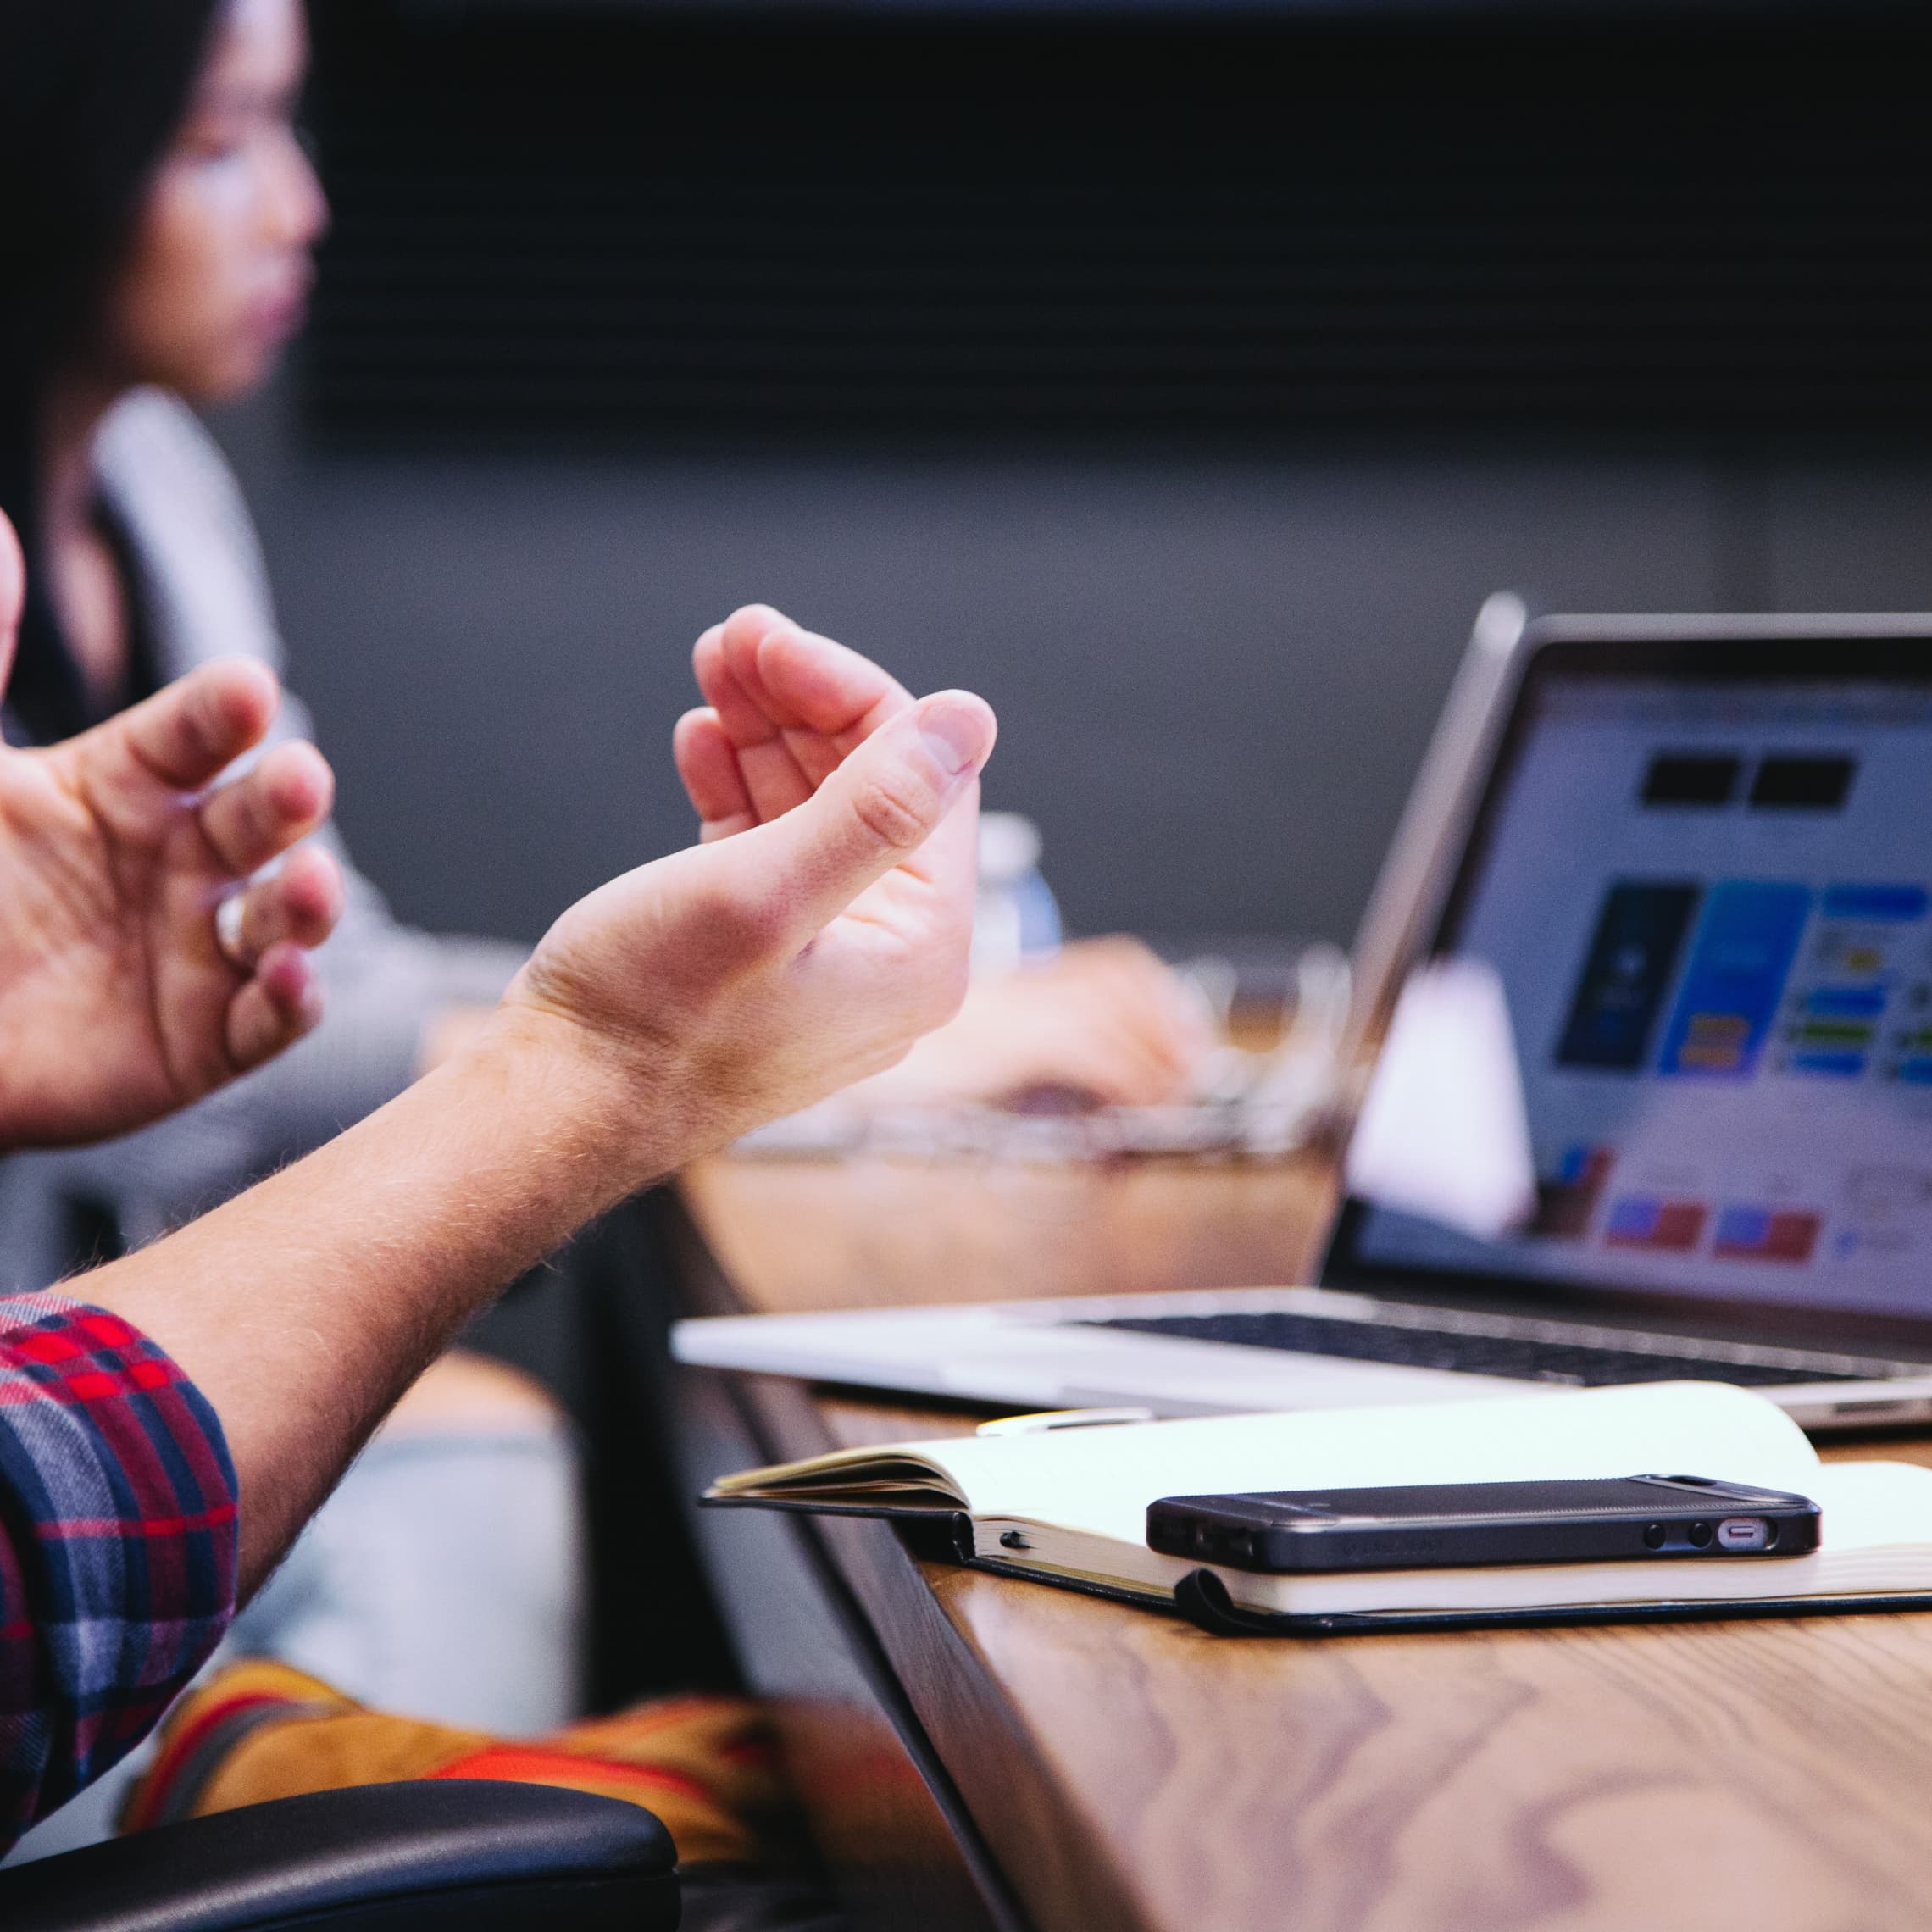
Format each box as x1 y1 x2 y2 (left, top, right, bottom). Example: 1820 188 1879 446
973 812 1062 976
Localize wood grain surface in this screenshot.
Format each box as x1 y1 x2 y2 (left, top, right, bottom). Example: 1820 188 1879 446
677 1156 1932 1932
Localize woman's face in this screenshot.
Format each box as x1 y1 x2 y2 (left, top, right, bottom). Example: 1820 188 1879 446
101 0 327 403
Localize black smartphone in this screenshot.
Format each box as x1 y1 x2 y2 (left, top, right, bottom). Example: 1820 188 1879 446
1145 1474 1822 1574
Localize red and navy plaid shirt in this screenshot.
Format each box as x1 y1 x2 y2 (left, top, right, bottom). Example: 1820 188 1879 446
0 1293 236 1852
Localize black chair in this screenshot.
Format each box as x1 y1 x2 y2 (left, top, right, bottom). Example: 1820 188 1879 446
0 1780 680 1932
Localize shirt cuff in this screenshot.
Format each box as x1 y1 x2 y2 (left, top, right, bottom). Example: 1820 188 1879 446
0 1292 238 1852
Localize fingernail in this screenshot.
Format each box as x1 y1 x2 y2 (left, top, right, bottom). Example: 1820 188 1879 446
917 692 994 778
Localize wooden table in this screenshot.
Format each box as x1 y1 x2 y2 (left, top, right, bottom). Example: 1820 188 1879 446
663 1152 1932 1932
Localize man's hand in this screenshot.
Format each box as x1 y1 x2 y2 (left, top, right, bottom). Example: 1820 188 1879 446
674 613 1210 1113
0 486 341 1147
500 607 995 1181
0 666 342 1146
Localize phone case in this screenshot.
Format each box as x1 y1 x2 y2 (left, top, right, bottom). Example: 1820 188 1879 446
1146 1476 1823 1574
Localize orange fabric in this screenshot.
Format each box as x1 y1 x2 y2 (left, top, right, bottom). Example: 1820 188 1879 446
125 1661 788 1866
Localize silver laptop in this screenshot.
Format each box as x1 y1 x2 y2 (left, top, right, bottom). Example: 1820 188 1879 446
674 600 1932 1432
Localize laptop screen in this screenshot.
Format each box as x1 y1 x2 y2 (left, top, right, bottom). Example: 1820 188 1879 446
1334 637 1932 1329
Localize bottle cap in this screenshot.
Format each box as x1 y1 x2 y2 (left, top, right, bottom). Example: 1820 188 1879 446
978 811 1044 885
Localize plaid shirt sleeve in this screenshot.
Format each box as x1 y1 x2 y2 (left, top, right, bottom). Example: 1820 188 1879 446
0 1292 237 1852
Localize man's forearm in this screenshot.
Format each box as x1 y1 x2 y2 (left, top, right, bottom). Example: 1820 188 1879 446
81 1011 650 1590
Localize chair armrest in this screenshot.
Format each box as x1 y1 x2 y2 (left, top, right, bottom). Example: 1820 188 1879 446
0 1779 679 1932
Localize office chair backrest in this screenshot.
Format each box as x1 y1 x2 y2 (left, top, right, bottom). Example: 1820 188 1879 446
0 1779 680 1932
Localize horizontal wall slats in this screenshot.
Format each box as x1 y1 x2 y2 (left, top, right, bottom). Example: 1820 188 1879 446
303 6 1932 447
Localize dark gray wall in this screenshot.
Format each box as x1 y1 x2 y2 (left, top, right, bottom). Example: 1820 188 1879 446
212 391 1932 951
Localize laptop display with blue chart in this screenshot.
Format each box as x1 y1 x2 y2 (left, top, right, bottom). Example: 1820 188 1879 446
675 608 1932 1431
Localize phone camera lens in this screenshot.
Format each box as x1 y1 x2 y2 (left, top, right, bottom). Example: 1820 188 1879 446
1643 1523 1665 1549
1688 1521 1713 1548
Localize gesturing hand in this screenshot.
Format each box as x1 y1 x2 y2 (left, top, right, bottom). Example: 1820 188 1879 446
0 518 342 1148
502 607 995 1179
676 621 1213 1112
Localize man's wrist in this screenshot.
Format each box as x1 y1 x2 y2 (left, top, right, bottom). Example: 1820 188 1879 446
447 998 679 1228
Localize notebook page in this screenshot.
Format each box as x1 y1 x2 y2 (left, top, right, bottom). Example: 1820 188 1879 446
980 1458 1932 1615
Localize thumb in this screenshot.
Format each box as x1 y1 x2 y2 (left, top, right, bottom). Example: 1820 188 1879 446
713 689 997 941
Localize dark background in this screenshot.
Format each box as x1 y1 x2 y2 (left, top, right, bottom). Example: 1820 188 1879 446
215 0 1932 952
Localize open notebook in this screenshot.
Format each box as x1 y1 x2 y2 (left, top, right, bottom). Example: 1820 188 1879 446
705 1383 1932 1634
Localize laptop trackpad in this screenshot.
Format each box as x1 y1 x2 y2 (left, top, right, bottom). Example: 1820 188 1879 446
935 1330 1525 1416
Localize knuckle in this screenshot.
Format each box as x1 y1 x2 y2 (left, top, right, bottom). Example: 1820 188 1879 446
244 776 276 843
182 682 225 764
226 791 271 866
849 771 935 852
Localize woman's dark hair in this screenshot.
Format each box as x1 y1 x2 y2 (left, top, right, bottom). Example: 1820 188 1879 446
0 0 222 736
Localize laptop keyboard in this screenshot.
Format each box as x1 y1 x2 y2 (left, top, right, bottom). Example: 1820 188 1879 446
1085 1310 1884 1388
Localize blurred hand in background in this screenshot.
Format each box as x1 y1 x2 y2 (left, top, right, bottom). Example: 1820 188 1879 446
857 936 1216 1113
